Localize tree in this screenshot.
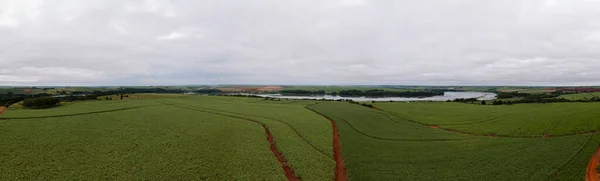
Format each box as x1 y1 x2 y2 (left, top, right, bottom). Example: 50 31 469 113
22 97 60 109
481 100 486 105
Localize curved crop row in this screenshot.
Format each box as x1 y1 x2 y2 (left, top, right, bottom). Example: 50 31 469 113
310 101 591 180
158 100 330 157
159 102 300 180
157 100 334 180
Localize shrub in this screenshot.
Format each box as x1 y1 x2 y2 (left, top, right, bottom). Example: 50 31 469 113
22 97 60 109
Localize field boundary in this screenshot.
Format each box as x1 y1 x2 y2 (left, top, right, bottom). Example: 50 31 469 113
158 101 301 181
158 100 331 158
304 105 348 181
0 106 153 120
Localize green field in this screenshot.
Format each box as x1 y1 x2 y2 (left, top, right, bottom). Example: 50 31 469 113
1 94 599 180
559 92 600 100
376 102 600 136
309 102 599 180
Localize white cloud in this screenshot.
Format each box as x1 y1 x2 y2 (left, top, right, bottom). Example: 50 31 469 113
2 0 600 86
157 32 184 40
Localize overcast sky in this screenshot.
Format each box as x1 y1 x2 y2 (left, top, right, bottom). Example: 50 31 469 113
1 0 600 86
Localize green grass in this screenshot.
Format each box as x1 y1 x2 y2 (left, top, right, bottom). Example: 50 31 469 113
309 102 593 180
376 102 600 136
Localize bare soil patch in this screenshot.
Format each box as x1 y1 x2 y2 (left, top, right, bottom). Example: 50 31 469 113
257 86 283 91
428 125 439 129
586 147 600 181
328 118 348 181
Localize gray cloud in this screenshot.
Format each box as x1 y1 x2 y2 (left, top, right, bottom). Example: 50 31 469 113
1 0 600 86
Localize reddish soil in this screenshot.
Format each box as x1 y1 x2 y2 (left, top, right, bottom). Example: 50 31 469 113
586 147 600 181
428 125 439 129
328 118 348 181
263 125 300 181
556 88 600 93
0 106 6 115
256 86 283 91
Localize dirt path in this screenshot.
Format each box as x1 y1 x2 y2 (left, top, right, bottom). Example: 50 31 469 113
329 118 348 181
304 106 349 181
158 102 300 181
264 125 300 181
586 147 600 181
0 106 6 115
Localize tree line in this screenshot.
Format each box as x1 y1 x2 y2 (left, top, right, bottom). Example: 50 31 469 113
280 89 443 98
451 91 600 105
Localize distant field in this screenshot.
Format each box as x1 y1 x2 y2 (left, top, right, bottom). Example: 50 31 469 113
377 102 600 136
559 92 600 100
282 86 411 93
496 87 556 93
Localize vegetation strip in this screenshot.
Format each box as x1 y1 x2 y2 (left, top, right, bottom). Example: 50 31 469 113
0 106 152 120
304 106 348 181
586 147 600 181
159 100 330 158
158 102 301 181
547 134 594 180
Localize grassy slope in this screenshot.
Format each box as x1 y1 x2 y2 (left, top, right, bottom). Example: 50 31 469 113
377 102 600 136
309 102 591 180
0 105 285 180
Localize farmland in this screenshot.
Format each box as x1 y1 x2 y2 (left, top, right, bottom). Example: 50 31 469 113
308 102 600 180
1 93 599 180
376 102 600 136
559 92 600 100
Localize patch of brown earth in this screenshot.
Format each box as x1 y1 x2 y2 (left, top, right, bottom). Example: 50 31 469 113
586 147 600 181
328 118 348 181
257 86 283 91
0 106 6 115
263 125 300 181
428 125 439 129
